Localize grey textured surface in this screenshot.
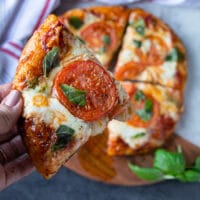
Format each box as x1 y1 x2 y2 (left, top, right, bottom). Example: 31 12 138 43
1 1 200 199
0 168 200 200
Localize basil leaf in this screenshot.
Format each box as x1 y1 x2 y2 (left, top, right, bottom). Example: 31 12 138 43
68 16 83 29
61 84 86 107
128 162 164 181
134 90 145 101
131 19 145 36
132 132 146 139
102 35 111 46
43 47 59 77
97 47 106 54
177 170 200 182
52 125 75 151
165 47 185 62
136 109 152 121
27 78 38 89
145 99 153 113
153 149 186 175
133 40 142 48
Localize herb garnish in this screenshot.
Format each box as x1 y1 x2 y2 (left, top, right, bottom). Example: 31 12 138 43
61 84 86 107
165 47 185 62
133 40 142 48
134 90 145 101
128 147 200 182
52 125 75 151
132 132 146 139
43 47 59 77
102 35 111 46
130 19 145 36
68 16 83 29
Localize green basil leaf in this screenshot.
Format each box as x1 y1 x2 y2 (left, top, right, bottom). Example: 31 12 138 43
131 19 145 36
165 48 178 62
132 132 146 139
61 84 86 107
145 99 153 113
153 149 186 175
97 47 106 54
27 78 38 89
134 90 145 101
128 162 164 181
52 125 75 151
102 35 111 46
68 16 83 29
136 109 152 121
43 47 59 77
133 40 142 48
193 156 200 172
177 170 200 182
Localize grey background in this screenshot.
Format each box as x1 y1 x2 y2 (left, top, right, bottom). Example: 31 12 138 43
1 1 200 199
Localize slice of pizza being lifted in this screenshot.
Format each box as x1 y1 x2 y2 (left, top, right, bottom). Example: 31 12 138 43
13 15 131 178
60 6 129 67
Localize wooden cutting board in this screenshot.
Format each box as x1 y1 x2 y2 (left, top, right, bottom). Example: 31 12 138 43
64 132 200 186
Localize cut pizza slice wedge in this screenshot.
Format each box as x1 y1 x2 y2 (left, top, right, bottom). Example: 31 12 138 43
115 8 187 91
13 15 131 178
60 6 129 67
107 81 183 155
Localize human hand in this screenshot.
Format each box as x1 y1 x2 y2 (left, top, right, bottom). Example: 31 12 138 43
0 83 34 191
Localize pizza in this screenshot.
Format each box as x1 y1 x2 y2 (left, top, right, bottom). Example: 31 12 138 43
12 15 131 178
107 81 183 155
60 6 129 67
115 8 187 91
107 9 187 155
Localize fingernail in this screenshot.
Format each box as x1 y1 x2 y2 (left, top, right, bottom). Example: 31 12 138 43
2 90 21 107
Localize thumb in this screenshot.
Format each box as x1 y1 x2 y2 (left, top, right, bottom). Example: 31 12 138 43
0 90 23 135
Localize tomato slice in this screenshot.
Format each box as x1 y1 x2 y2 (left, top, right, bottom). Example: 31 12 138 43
54 60 118 121
80 22 117 53
124 85 160 128
115 62 146 81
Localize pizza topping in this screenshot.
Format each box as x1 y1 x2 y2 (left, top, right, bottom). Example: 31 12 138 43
60 84 86 107
52 125 75 151
134 90 145 101
133 40 142 48
166 47 185 62
131 132 146 139
27 78 39 89
130 18 145 36
80 22 117 53
43 47 59 77
54 60 117 121
68 16 83 29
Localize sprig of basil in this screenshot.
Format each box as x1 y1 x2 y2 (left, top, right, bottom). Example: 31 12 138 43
134 90 145 101
43 47 59 77
61 84 86 107
52 125 75 151
68 16 83 29
132 132 146 139
128 147 200 183
133 40 142 48
102 35 111 46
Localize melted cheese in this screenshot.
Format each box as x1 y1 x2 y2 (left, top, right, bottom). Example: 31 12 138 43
108 120 149 149
161 61 177 83
23 89 108 136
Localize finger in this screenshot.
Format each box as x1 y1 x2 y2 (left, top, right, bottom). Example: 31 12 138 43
4 154 34 188
0 135 26 165
0 90 23 135
0 126 18 142
0 83 12 102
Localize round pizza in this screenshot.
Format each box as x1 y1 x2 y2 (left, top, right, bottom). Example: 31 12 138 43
12 15 130 178
60 6 129 67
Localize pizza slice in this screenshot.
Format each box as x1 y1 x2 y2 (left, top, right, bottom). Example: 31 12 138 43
60 6 129 67
107 81 183 155
115 8 187 91
13 15 130 178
